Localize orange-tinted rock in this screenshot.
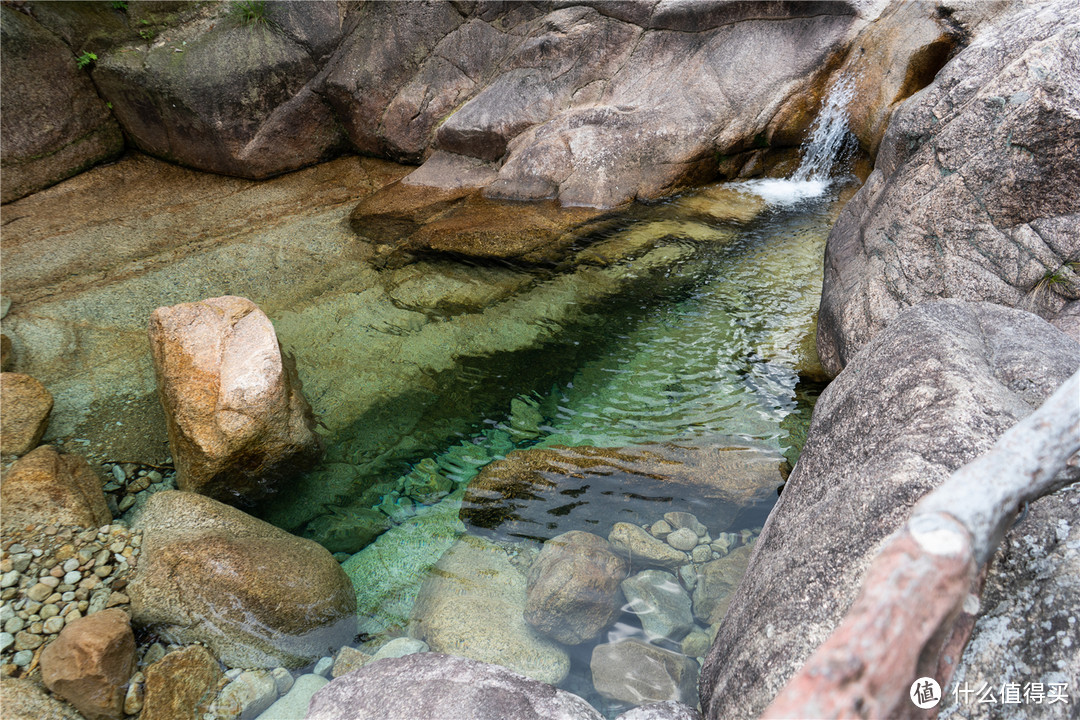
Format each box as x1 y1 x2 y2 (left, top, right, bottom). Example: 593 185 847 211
462 442 785 542
40 608 135 720
148 295 321 505
524 531 628 645
0 445 111 536
140 645 223 720
0 372 52 457
128 491 356 668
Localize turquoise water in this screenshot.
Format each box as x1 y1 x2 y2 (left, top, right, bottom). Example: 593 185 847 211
264 177 850 714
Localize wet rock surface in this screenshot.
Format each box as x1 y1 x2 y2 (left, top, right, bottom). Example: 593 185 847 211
817 1 1080 377
128 490 356 668
461 441 784 543
700 300 1080 719
307 652 603 720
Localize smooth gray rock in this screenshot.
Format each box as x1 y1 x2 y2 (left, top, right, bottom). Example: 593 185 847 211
621 569 695 642
369 637 427 662
305 653 602 720
591 639 699 706
615 701 703 720
256 674 327 720
817 0 1080 377
700 300 1080 719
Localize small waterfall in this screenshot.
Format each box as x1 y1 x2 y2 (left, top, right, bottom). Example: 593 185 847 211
791 75 858 183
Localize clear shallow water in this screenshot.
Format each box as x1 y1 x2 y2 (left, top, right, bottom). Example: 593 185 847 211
271 176 852 713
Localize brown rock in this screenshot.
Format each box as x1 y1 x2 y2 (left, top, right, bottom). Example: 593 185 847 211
0 372 53 457
40 608 135 720
462 441 785 543
0 677 85 720
128 491 356 668
1 333 12 371
141 645 223 720
0 7 123 203
148 295 321 505
0 445 111 536
692 545 754 625
524 531 628 645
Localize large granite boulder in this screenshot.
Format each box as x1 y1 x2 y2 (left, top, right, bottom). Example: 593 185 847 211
408 534 570 685
0 6 123 203
1 445 111 536
699 300 1080 718
40 609 136 720
92 2 346 177
128 491 356 668
461 442 785 543
524 530 628 645
817 1 1080 377
148 295 321 505
306 653 603 720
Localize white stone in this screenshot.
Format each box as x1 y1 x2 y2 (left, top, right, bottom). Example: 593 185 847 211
63 571 82 585
0 631 13 652
312 656 333 678
0 571 19 589
371 637 429 662
62 558 80 573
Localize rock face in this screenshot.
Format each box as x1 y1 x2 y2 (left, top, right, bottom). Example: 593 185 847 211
817 1 1080 377
0 677 86 720
462 442 784 543
0 372 53 457
128 490 356 668
0 445 111 536
40 608 135 720
524 530 628 645
140 645 223 720
591 639 699 706
92 2 346 178
937 485 1080 720
0 6 123 203
700 300 1080 719
306 653 603 720
409 534 570 686
148 295 321 505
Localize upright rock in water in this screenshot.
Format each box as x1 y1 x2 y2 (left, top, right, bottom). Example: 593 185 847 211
127 491 356 668
817 2 1080 376
307 653 603 720
700 300 1080 718
591 639 699 706
0 372 53 457
40 609 135 720
148 296 321 505
1 445 111 536
524 531 628 645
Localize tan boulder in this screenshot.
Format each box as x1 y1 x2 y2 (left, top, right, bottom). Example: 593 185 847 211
128 491 356 668
140 645 223 720
0 445 111 536
524 531 628 645
148 295 321 504
40 608 136 720
0 677 85 720
0 372 52 457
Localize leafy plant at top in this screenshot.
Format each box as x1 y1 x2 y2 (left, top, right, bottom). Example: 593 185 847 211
76 51 97 69
111 1 128 11
228 0 276 28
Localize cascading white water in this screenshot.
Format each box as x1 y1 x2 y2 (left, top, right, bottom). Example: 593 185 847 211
735 74 857 206
790 74 857 183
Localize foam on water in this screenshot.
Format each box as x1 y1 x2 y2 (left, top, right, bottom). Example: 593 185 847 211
730 178 831 206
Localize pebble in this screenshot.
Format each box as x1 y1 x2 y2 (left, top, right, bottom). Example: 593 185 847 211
43 616 64 634
12 650 33 667
0 633 13 653
124 671 145 715
143 643 166 665
0 572 19 589
650 520 673 539
63 571 82 585
691 545 712 563
667 527 700 552
26 584 52 602
14 631 42 651
10 554 32 573
312 656 334 678
148 471 163 483
95 565 113 578
62 558 80 573
270 667 293 696
118 496 136 512
39 604 59 620
112 465 126 483
41 576 60 588
4 618 25 634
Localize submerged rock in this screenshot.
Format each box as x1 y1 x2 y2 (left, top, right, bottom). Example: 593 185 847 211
148 295 322 505
461 441 785 543
591 639 699 706
306 653 602 720
524 530 628 645
621 569 695 642
817 1 1080 377
409 534 570 685
128 491 356 668
700 300 1080 718
691 545 754 625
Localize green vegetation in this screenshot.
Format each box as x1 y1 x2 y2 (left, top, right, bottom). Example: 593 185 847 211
111 1 128 11
228 0 275 27
76 51 98 69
